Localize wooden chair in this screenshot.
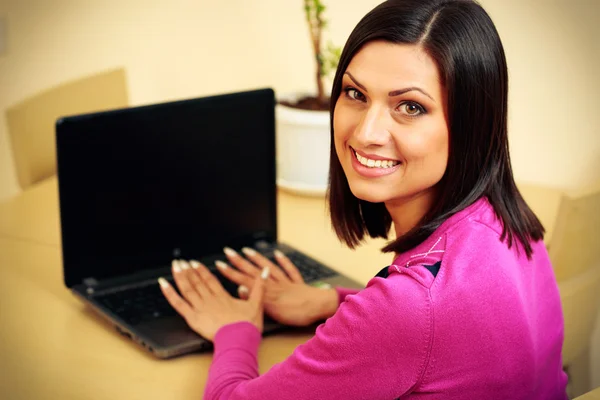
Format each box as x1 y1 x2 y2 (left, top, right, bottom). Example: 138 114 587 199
6 68 128 190
549 185 600 398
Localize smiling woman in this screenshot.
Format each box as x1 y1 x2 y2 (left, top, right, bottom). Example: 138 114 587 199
333 42 449 229
159 1 569 399
328 0 544 257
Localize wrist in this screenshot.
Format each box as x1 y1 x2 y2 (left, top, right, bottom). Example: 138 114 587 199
311 287 339 322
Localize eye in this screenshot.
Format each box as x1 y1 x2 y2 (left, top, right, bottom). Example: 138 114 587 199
398 101 426 117
343 87 366 102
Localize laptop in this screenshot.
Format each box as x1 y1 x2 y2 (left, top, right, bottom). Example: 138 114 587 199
55 88 363 359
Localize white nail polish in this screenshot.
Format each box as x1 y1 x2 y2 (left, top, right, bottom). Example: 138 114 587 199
190 260 201 269
274 249 285 259
158 277 169 288
238 285 249 295
215 260 228 270
223 247 237 257
261 267 270 280
180 260 190 270
242 247 257 257
173 261 182 273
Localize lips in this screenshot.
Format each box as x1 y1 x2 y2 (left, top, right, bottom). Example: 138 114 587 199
349 147 402 178
351 147 400 169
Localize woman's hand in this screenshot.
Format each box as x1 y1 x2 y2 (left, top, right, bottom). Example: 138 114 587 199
216 247 339 327
159 259 268 341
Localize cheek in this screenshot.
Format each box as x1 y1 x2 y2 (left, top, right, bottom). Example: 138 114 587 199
434 129 450 169
426 131 449 178
333 105 349 138
401 126 449 173
333 104 353 152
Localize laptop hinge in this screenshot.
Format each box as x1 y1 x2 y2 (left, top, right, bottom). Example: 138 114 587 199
83 277 99 294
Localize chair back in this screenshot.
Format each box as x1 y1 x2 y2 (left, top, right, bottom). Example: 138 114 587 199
549 185 600 365
6 68 128 190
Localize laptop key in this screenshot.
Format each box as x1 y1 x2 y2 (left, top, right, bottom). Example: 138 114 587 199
95 282 179 326
274 251 337 282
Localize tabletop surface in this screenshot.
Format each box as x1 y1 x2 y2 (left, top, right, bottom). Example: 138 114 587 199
0 177 564 399
0 177 393 399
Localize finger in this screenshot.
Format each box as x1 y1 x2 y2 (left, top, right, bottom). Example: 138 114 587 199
172 260 204 307
190 259 228 297
158 277 196 321
215 259 254 288
179 260 211 299
241 247 288 282
238 285 250 300
273 249 304 283
249 267 269 307
223 247 262 278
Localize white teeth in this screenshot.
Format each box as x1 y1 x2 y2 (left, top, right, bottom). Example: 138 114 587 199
355 151 399 169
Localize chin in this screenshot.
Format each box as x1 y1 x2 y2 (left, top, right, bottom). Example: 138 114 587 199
347 180 392 204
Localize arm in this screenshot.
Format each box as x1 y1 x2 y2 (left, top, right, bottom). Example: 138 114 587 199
204 273 432 400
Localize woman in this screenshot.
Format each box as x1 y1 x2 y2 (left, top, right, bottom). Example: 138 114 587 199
159 0 568 398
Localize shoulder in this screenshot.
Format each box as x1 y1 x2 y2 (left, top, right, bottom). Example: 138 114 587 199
387 197 533 291
397 197 517 267
339 270 433 336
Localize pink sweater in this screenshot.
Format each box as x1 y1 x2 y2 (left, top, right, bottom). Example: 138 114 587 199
205 198 568 399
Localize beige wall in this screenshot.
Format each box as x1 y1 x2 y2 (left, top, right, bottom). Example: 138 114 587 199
0 0 598 201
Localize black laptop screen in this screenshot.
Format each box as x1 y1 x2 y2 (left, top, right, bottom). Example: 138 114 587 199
57 89 277 288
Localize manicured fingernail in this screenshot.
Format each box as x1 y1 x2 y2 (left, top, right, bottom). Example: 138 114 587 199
180 260 190 270
238 285 249 295
261 267 270 280
190 260 201 269
242 247 257 257
172 260 182 273
274 249 285 259
223 247 237 257
215 260 228 270
158 277 169 288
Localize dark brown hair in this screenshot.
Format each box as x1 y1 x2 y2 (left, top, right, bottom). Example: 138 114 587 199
327 0 544 258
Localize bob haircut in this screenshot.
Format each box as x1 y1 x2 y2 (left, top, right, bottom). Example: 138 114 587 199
328 0 544 258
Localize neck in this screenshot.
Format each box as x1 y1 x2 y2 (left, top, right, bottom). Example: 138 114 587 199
385 189 437 238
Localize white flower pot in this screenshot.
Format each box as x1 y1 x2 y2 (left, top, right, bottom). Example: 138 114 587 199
276 95 331 196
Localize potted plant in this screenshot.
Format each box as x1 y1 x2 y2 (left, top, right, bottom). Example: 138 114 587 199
276 0 341 196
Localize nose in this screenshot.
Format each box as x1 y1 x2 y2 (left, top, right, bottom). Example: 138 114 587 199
353 103 391 147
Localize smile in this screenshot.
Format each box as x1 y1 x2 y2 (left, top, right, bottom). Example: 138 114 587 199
352 149 400 169
349 147 402 178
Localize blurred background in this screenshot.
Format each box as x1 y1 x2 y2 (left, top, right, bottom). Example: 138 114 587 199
0 0 598 396
0 0 598 200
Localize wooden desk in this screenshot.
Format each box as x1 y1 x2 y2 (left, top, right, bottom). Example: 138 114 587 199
0 178 393 399
0 177 564 399
0 235 318 399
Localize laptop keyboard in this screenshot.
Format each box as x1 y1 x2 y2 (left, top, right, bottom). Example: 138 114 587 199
93 250 336 326
274 252 337 282
95 278 178 326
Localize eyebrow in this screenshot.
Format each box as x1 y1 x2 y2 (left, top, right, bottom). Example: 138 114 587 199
344 71 435 102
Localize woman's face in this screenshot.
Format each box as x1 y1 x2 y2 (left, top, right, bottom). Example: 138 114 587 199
333 41 449 207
